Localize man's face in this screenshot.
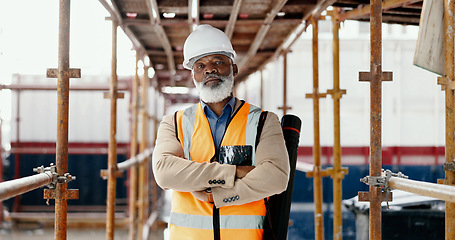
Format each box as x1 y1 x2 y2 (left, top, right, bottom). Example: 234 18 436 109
191 54 238 103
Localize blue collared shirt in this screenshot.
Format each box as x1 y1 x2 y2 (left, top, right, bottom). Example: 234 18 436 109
201 97 236 152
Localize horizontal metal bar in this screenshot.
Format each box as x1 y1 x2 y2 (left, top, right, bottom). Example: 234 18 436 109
117 148 154 172
388 176 455 203
0 84 129 91
0 172 53 201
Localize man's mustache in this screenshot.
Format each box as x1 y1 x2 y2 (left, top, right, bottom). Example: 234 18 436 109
203 73 225 84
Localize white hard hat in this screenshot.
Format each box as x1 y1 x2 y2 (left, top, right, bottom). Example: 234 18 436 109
183 24 236 70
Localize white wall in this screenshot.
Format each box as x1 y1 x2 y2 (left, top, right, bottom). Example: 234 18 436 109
237 21 443 147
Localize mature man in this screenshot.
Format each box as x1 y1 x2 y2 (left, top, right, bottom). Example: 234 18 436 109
152 24 289 240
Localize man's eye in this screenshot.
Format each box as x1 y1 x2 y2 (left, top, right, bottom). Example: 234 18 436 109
196 64 204 69
215 61 223 65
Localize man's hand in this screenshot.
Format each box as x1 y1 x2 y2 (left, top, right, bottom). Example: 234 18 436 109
235 166 255 179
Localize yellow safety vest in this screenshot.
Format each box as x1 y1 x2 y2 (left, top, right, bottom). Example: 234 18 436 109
170 101 266 240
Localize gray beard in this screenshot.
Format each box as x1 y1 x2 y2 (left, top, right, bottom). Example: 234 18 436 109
193 69 234 103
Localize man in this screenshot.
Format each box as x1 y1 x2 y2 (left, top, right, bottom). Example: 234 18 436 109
152 24 289 240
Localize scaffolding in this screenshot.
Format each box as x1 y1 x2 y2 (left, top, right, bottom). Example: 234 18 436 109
2 0 455 239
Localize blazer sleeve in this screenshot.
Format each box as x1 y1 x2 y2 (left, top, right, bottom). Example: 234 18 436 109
211 112 290 207
152 114 236 192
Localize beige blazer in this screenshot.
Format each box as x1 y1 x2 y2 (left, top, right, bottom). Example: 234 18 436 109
152 98 290 208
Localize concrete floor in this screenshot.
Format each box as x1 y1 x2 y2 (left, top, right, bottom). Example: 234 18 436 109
0 223 165 240
0 228 129 240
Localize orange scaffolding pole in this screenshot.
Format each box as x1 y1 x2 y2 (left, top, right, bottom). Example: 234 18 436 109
305 17 327 240
327 8 348 240
104 19 122 240
128 53 140 240
442 0 455 238
137 60 150 240
44 0 80 239
357 0 393 239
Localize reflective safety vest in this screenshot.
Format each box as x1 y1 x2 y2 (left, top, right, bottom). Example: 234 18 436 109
170 101 266 240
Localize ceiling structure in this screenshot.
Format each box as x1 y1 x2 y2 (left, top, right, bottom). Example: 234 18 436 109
98 0 423 103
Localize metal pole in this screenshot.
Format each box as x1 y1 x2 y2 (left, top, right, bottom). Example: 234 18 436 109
278 52 291 115
138 61 150 240
443 0 455 238
128 53 140 240
0 172 54 201
311 18 324 240
388 177 455 203
143 64 150 237
260 70 264 109
369 0 383 239
331 9 343 240
55 0 71 238
106 19 119 240
283 53 288 115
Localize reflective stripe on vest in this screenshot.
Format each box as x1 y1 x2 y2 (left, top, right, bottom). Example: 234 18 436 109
170 212 265 230
171 101 266 240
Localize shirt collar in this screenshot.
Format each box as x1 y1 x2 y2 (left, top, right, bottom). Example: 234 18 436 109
201 97 236 118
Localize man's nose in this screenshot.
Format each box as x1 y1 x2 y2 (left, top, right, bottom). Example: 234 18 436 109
205 63 218 75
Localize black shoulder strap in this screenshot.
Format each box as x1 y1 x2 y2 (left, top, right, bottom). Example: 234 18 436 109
174 111 180 142
255 111 268 148
258 111 278 240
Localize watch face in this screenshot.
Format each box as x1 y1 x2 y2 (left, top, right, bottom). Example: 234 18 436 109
219 145 252 166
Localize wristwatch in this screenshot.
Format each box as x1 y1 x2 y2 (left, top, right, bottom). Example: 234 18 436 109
205 188 214 203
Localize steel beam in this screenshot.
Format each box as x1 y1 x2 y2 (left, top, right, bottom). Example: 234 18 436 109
443 0 455 239
389 177 455 203
128 53 140 240
356 0 393 239
44 1 82 239
146 0 176 81
137 62 150 240
339 0 422 22
278 52 291 115
327 8 348 240
306 18 325 240
0 83 128 91
105 19 120 240
0 172 53 202
225 0 243 39
237 0 288 70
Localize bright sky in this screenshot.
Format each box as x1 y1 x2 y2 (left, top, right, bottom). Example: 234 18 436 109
0 0 137 148
0 0 136 82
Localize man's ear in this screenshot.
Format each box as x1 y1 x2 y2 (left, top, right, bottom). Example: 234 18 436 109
232 64 238 77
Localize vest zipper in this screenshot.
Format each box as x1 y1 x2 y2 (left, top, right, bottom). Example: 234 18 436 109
211 100 246 239
213 206 221 240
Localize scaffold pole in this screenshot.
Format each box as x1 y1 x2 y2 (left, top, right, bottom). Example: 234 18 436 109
44 1 80 239
327 8 348 240
305 17 327 240
128 53 140 240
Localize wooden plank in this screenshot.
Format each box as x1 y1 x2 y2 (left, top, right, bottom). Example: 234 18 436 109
413 0 444 76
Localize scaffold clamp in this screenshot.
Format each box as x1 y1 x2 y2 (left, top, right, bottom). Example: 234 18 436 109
444 162 455 172
360 169 408 191
33 163 76 189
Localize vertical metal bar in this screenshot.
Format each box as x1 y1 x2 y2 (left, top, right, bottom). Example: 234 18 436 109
128 54 140 240
55 0 71 239
369 0 383 239
444 0 455 239
106 19 119 240
331 10 342 240
311 17 324 240
137 61 150 240
283 52 288 115
13 77 21 213
260 70 264 108
142 64 150 234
